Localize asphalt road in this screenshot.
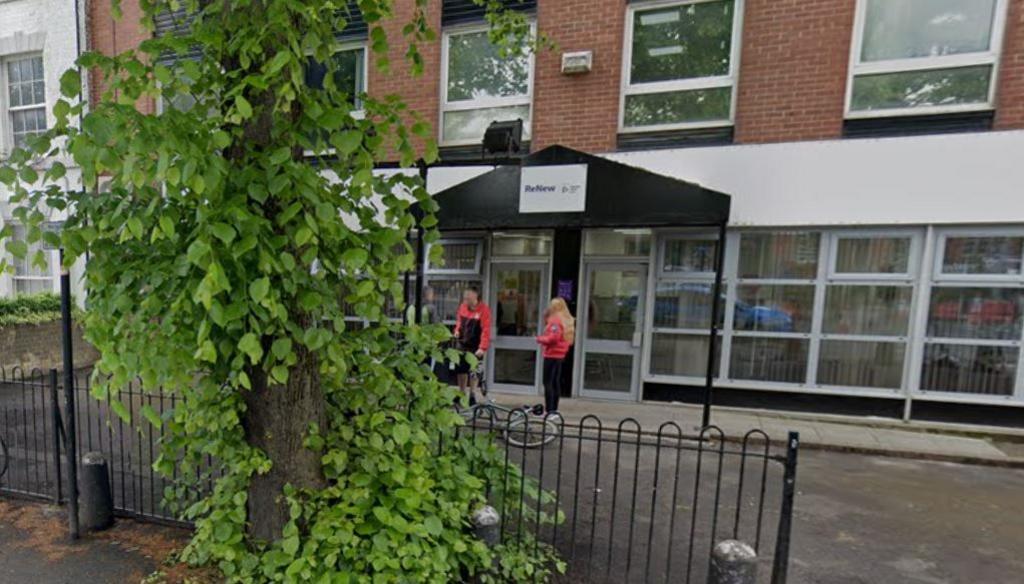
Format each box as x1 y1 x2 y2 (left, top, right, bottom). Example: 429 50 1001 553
787 450 1024 584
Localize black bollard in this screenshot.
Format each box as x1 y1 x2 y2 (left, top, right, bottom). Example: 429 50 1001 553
78 452 114 532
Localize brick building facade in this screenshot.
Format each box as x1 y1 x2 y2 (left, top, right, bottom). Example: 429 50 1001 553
49 0 1024 423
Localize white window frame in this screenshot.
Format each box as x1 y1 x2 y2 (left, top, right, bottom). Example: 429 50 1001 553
425 238 484 276
439 23 536 147
330 41 369 119
911 226 1024 403
0 53 48 155
658 233 722 279
619 0 745 134
827 230 921 282
845 0 1010 119
6 224 60 296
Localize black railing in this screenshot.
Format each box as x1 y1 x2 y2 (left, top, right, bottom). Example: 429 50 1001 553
0 367 798 583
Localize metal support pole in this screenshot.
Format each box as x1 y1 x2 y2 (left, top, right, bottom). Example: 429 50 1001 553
49 369 62 505
770 432 800 584
59 250 79 540
414 160 429 325
702 221 727 428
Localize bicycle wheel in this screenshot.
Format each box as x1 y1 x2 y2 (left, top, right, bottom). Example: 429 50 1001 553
460 404 498 429
504 412 559 448
0 436 8 482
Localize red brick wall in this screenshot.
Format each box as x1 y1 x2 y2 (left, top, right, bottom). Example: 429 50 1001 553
87 0 1024 150
88 0 155 114
733 0 856 144
367 3 442 152
531 0 625 152
996 0 1024 129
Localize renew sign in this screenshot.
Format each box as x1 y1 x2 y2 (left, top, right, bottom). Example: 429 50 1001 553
518 164 588 213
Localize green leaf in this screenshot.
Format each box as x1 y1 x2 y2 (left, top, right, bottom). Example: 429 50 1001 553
271 337 292 359
214 521 233 542
5 240 27 259
249 277 270 302
423 515 443 536
59 69 81 98
238 332 263 364
333 130 362 155
140 404 162 428
211 222 236 244
235 95 253 119
392 424 410 446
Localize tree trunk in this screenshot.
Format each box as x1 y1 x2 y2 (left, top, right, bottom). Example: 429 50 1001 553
241 341 327 541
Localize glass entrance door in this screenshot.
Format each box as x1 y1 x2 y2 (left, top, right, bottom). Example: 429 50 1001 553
579 264 647 400
487 263 547 394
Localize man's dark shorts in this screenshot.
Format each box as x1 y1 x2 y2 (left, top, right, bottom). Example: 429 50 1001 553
453 352 474 375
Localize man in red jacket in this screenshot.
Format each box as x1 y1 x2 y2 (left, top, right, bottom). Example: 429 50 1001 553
453 286 491 406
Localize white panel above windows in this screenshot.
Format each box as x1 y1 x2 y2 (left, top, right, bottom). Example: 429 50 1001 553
440 25 535 146
846 0 1009 118
620 0 744 133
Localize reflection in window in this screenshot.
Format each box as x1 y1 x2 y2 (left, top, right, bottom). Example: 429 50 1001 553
493 348 536 385
850 0 1001 114
587 269 642 341
927 287 1024 340
492 231 551 256
493 268 542 337
738 232 820 279
428 241 480 273
623 0 738 129
306 47 366 109
730 337 808 384
442 28 532 144
734 285 814 333
823 286 912 336
653 282 724 330
584 229 651 257
920 343 1016 396
663 238 718 273
834 237 911 274
584 353 634 392
650 333 719 378
942 236 1024 275
818 340 905 389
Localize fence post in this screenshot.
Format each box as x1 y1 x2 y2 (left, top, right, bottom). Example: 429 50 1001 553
49 369 63 505
770 432 799 584
62 371 80 540
709 540 758 584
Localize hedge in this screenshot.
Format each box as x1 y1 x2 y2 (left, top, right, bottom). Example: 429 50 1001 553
0 293 63 328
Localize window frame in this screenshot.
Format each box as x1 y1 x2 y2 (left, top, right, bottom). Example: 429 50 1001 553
328 41 369 119
914 227 1024 401
425 237 484 276
1 53 48 154
844 0 1010 119
7 224 60 295
827 230 920 282
439 22 536 147
619 0 745 134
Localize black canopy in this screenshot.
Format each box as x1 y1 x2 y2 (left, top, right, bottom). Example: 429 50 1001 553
428 145 730 231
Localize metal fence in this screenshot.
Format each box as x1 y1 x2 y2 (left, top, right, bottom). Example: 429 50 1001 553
0 367 798 583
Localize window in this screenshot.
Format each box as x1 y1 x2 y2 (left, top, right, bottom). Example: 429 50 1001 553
492 231 551 257
649 231 725 379
426 239 483 274
847 0 1008 117
921 231 1024 397
583 229 652 257
621 0 742 132
441 26 534 146
306 45 367 113
424 237 485 324
3 55 47 151
9 225 58 295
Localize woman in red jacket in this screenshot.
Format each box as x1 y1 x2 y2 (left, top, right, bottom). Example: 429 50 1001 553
535 297 575 415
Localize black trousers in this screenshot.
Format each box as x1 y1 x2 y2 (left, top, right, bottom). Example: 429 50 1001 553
542 358 563 413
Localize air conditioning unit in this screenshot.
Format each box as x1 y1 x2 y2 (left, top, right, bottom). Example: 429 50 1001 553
561 51 593 75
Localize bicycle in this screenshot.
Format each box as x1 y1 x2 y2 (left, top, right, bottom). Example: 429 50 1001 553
459 361 561 449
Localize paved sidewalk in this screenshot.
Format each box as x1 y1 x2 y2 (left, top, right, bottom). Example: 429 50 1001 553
489 394 1024 467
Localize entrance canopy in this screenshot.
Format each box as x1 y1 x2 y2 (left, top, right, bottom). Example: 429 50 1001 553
427 145 730 230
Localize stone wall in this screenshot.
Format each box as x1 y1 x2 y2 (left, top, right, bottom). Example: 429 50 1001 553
0 320 99 374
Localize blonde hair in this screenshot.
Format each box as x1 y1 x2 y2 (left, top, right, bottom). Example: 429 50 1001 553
549 297 576 345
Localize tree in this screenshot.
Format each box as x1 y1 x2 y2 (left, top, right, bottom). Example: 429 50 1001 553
0 0 557 580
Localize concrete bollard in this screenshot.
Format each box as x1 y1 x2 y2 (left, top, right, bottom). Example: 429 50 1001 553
471 505 501 547
709 539 758 584
78 452 114 532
